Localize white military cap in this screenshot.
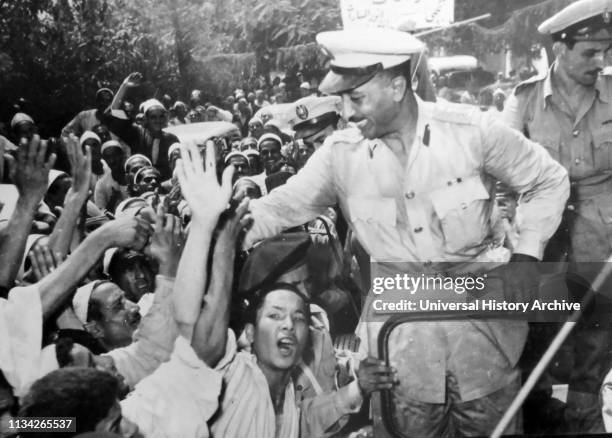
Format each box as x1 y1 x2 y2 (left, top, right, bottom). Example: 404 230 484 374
316 28 425 94
539 0 612 42
290 95 341 139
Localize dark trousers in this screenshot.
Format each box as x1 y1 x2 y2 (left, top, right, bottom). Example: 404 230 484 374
390 373 521 437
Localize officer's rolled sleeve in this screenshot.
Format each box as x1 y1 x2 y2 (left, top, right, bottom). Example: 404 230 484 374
480 115 569 259
245 143 338 248
501 90 524 132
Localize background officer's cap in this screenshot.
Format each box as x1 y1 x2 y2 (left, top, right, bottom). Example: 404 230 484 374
291 95 341 139
317 28 425 95
539 0 612 43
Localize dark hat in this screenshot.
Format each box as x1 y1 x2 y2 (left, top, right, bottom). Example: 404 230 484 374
238 232 312 294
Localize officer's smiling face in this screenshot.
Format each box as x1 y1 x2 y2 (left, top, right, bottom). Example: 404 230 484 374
558 30 612 86
341 74 402 139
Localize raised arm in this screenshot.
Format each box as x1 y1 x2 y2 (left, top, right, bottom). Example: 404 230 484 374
191 197 251 367
172 141 234 340
0 135 55 289
104 207 185 387
244 139 338 248
37 215 152 318
47 134 91 258
110 72 142 111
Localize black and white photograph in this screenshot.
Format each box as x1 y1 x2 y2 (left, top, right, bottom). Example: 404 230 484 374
2 0 612 436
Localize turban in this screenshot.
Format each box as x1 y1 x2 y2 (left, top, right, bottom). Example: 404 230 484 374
79 131 101 147
224 151 250 164
73 281 107 325
124 154 152 172
141 99 166 115
257 133 283 149
101 140 123 154
10 113 34 130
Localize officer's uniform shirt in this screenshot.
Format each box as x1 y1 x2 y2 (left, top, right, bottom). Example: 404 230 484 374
504 65 612 264
247 96 568 263
245 96 569 403
504 64 612 185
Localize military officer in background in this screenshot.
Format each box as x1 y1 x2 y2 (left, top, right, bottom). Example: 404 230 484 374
244 27 569 436
504 0 612 432
290 95 342 169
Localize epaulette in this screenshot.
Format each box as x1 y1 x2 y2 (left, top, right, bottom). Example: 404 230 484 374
324 127 365 149
513 72 546 96
431 101 477 126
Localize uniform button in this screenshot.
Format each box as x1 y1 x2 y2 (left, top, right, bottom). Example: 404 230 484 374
414 227 423 233
567 204 575 211
575 158 581 165
405 191 415 199
572 129 580 137
461 202 468 209
447 181 453 186
296 385 303 391
456 177 462 183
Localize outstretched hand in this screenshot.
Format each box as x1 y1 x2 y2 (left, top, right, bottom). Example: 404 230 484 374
176 140 234 228
216 197 252 252
63 133 92 200
145 205 184 277
124 72 142 86
14 135 56 204
101 215 153 251
28 242 64 282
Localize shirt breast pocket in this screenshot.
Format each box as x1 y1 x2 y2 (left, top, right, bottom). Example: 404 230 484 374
430 176 491 254
592 126 612 171
348 197 397 227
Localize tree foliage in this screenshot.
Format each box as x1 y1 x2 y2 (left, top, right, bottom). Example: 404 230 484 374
0 0 567 134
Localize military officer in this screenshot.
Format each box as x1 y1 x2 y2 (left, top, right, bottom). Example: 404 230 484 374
503 0 612 432
244 27 569 436
290 95 342 169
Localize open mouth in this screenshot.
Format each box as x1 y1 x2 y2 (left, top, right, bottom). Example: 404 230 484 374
277 337 296 356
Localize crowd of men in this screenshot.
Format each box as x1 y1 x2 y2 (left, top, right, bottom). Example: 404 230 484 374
4 0 612 436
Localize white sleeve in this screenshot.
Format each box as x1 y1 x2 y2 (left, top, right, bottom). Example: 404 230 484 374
121 336 222 438
244 142 338 248
0 286 43 397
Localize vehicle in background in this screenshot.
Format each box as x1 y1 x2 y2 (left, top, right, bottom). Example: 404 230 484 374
429 55 496 103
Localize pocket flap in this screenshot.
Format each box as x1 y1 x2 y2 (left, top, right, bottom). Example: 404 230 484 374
430 175 490 218
592 126 612 148
348 197 396 226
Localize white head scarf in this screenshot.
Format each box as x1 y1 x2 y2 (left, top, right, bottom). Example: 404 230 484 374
72 281 106 325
